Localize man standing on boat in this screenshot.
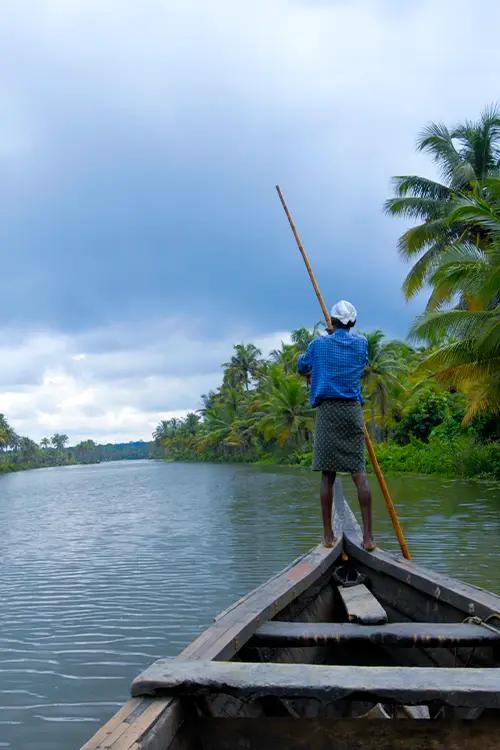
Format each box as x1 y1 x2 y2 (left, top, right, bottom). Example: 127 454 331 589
297 300 375 551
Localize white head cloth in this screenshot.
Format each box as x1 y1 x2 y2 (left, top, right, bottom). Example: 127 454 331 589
330 300 357 324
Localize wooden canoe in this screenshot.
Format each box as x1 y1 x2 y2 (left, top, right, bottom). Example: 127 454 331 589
82 482 500 750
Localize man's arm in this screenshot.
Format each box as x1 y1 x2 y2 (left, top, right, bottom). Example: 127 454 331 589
362 337 369 369
297 341 314 376
359 337 369 404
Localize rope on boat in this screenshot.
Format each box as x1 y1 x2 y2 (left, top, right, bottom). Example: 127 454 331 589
456 613 500 667
464 613 500 635
332 565 366 588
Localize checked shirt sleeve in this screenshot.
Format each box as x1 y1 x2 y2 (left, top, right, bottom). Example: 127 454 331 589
362 337 369 369
297 341 314 374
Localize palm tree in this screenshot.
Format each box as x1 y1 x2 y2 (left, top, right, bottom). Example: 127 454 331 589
223 343 262 391
290 322 324 351
410 177 500 422
362 331 407 440
184 412 200 435
51 433 69 451
153 419 178 442
198 398 249 454
16 437 39 464
412 310 499 421
218 386 244 414
0 414 17 453
269 342 298 374
40 437 51 450
0 415 10 452
257 367 314 447
385 106 500 302
426 179 500 309
75 439 98 464
200 391 217 415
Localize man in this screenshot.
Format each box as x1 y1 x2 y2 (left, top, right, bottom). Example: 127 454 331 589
297 300 375 551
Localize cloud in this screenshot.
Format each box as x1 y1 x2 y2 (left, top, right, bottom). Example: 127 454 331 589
0 1 499 440
0 319 289 442
1 0 498 338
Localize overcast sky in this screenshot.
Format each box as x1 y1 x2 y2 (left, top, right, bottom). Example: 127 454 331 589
1 0 499 443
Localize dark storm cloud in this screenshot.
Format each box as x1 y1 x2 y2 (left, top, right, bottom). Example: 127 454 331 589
3 0 498 339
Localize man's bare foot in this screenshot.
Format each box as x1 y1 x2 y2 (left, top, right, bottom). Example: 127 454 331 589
323 533 335 548
362 537 376 552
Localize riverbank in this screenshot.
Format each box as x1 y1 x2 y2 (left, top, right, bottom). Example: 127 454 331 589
0 460 77 473
153 326 499 482
163 435 500 481
0 455 152 475
0 434 153 474
293 436 500 480
363 436 500 480
0 457 99 473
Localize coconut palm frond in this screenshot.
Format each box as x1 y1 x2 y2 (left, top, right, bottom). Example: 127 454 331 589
452 108 500 179
384 196 446 222
401 240 452 298
425 243 492 309
387 106 500 312
388 175 451 201
410 309 498 344
462 372 500 423
449 193 500 239
397 220 452 259
416 122 463 184
476 315 500 355
425 352 498 383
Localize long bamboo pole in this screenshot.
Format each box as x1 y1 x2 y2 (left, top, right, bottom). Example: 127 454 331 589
276 184 412 560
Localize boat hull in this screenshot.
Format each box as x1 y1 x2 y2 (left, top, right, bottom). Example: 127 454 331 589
82 483 500 750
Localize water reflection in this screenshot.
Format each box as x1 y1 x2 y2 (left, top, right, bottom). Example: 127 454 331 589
0 461 498 748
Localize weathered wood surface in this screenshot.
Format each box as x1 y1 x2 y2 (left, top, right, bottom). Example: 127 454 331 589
82 484 500 749
80 697 176 750
132 660 500 708
81 540 342 749
198 717 500 750
337 584 388 624
346 535 500 620
336 489 500 621
253 621 499 647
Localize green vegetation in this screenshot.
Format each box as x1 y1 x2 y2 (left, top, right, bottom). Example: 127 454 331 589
2 107 498 481
154 107 499 480
0 416 151 473
152 333 499 479
385 105 500 421
384 105 500 300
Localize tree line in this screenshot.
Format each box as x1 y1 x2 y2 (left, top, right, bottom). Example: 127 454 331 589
154 107 500 479
0 419 151 472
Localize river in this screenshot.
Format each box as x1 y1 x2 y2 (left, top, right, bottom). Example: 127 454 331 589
0 460 498 749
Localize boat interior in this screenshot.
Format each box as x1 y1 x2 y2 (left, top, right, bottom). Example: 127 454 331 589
83 485 500 750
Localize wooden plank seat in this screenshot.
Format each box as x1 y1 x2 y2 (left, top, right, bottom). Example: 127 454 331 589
337 584 388 624
252 621 500 647
131 660 500 709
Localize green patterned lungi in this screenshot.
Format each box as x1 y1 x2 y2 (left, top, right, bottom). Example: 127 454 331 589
312 398 365 473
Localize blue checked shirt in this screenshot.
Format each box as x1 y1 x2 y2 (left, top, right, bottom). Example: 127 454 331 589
297 329 368 407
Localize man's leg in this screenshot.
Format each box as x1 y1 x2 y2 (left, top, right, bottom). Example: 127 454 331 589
320 470 336 547
351 472 376 551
